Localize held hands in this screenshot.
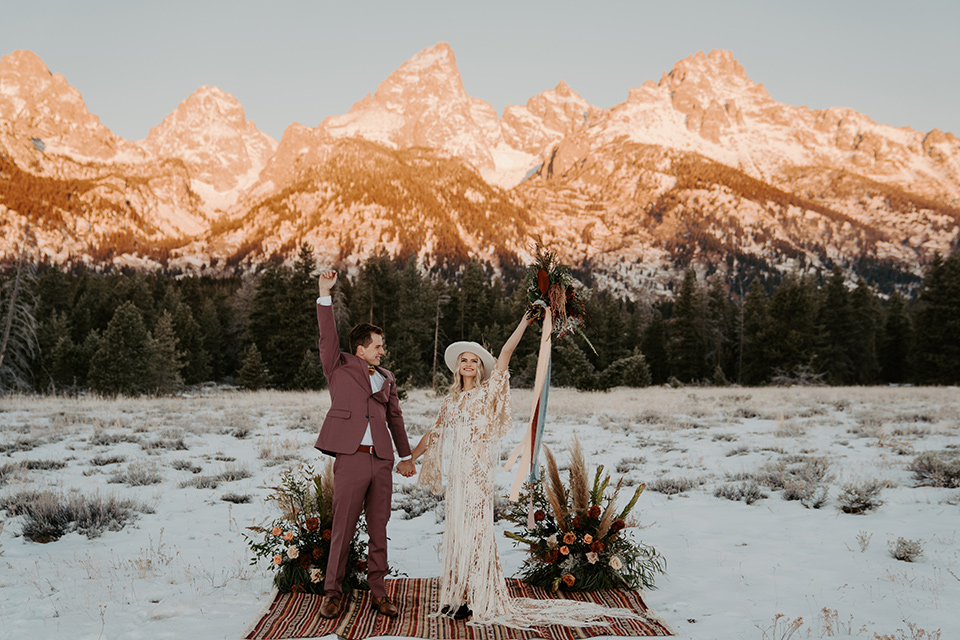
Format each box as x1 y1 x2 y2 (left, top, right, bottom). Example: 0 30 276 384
395 459 417 478
318 270 338 296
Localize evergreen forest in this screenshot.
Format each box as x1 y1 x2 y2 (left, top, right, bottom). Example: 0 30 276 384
2 243 960 396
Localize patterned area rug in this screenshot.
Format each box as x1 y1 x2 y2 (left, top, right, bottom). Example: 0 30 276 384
243 578 674 639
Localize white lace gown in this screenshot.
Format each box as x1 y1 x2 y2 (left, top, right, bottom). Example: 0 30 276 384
419 367 640 629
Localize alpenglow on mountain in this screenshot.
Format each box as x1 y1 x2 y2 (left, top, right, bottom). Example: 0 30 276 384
1 44 958 293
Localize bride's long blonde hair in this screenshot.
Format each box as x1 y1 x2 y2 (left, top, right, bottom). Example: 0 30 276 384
448 353 486 397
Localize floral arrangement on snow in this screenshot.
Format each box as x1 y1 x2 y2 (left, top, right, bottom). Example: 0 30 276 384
504 437 665 592
245 463 370 594
524 242 596 353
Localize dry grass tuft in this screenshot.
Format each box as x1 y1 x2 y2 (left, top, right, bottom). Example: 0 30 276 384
542 446 569 532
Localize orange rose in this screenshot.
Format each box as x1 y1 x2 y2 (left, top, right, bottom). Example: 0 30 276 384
283 531 295 541
563 532 576 545
562 574 576 587
272 555 283 565
271 526 282 536
583 534 593 545
559 545 570 555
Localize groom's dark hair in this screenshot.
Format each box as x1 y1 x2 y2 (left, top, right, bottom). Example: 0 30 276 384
350 323 384 355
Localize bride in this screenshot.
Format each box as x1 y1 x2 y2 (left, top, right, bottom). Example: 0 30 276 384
406 310 639 628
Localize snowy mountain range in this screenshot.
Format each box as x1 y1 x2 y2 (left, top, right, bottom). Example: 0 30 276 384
1 44 958 293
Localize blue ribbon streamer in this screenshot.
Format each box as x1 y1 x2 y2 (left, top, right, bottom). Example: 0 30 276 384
528 354 551 483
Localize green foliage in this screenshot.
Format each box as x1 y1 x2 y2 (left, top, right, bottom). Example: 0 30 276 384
238 343 269 390
88 302 154 396
598 350 652 389
150 310 184 394
7 243 960 392
669 269 708 382
914 251 960 384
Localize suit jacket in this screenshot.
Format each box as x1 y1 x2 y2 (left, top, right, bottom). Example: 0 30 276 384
313 303 411 461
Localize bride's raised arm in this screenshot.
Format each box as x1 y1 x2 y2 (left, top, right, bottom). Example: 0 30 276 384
496 310 534 372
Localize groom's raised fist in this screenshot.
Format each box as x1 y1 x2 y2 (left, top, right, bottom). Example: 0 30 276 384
318 270 338 296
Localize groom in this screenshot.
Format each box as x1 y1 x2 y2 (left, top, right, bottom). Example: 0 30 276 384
314 270 416 619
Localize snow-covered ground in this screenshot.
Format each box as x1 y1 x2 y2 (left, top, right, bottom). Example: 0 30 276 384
1 386 958 640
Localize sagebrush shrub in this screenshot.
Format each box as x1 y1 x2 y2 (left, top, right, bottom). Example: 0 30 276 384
889 537 923 562
908 451 960 488
393 485 442 519
714 481 767 505
837 479 884 514
649 476 699 495
0 490 149 542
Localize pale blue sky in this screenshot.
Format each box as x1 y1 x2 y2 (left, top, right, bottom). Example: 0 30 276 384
2 0 957 141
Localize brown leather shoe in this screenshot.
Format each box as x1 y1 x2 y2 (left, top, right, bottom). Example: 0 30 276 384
371 595 399 618
319 594 343 619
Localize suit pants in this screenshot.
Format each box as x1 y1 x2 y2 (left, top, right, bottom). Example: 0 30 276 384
324 450 393 598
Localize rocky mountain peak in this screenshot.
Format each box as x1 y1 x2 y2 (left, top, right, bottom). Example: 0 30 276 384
0 49 125 159
320 41 501 173
140 85 277 203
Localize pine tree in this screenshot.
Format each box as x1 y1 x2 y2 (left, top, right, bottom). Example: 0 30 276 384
248 262 291 385
550 338 597 390
815 267 856 384
640 309 669 385
879 291 913 383
293 348 326 390
88 301 153 395
238 343 269 390
914 250 960 384
198 298 224 380
172 302 211 384
669 269 707 383
149 310 184 394
849 279 880 384
385 256 432 386
705 276 736 382
599 349 652 389
740 278 772 385
766 273 818 379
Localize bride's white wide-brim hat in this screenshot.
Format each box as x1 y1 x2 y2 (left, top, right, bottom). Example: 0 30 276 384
444 341 497 382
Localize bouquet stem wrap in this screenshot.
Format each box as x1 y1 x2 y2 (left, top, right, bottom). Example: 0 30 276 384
504 308 553 514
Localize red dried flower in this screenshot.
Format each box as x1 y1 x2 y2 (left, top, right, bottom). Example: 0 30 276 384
562 574 576 587
312 548 323 560
545 549 558 564
291 583 304 593
322 529 332 541
537 269 550 295
588 505 601 519
563 532 576 545
305 517 320 532
571 516 582 529
534 509 546 522
612 519 626 532
590 540 604 553
356 560 368 572
299 554 311 569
